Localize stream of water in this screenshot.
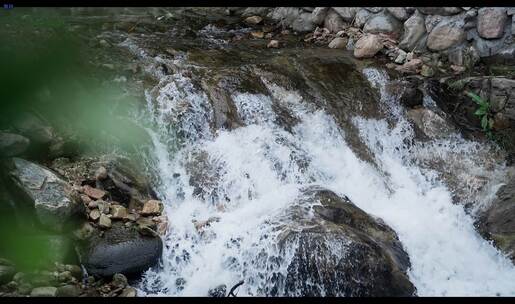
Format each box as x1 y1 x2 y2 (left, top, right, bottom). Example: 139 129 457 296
114 27 515 296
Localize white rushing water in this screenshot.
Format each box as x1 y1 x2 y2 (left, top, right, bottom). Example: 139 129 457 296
129 40 515 295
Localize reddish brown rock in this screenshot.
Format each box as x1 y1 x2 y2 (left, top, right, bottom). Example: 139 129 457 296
83 185 106 200
140 200 163 216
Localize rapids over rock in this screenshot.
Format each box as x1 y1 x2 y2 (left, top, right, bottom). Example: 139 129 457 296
92 11 515 296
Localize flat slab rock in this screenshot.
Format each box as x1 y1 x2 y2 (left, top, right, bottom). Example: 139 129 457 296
76 222 163 277
9 158 84 232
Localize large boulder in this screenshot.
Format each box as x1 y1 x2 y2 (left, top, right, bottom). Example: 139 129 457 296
75 221 163 277
427 17 466 51
353 34 384 58
477 7 508 39
399 11 427 51
8 158 84 232
0 132 30 157
273 186 416 296
478 169 515 263
363 11 403 38
406 108 456 139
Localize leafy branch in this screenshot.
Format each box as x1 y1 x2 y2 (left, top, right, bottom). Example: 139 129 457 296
465 90 494 139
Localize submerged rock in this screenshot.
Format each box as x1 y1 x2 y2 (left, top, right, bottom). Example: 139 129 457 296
272 186 416 296
478 170 515 263
406 108 456 139
9 158 84 232
385 78 423 108
208 284 227 297
76 221 162 277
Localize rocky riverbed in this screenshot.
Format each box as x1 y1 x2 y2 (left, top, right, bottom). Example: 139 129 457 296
1 7 515 297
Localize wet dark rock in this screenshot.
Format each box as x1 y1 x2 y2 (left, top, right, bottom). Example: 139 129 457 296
427 17 466 51
385 78 423 108
273 186 416 296
76 221 162 277
0 265 16 285
208 284 226 297
478 169 515 263
0 132 30 158
9 158 84 232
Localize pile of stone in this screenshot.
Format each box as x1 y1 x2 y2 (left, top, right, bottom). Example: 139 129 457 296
0 258 136 297
1 155 165 297
234 7 514 76
78 175 168 236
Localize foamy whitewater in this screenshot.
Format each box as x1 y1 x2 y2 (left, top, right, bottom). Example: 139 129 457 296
122 36 515 296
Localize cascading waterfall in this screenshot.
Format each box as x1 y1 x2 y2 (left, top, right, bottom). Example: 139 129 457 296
119 36 515 296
